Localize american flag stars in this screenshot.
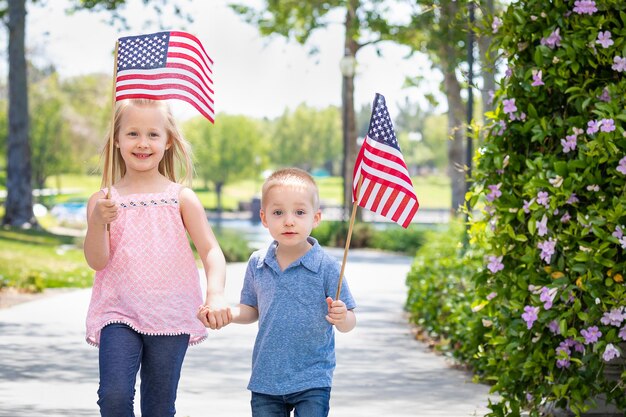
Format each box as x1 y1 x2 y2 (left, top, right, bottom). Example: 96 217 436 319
117 33 169 71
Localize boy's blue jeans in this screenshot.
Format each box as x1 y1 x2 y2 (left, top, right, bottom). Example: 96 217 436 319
251 387 331 417
97 323 189 417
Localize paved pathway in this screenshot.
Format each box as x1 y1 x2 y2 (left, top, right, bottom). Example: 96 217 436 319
0 249 492 416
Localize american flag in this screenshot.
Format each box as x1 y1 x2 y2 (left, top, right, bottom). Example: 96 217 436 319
352 93 419 228
115 31 215 123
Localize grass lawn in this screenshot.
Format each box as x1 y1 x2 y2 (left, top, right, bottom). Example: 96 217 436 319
0 227 93 290
41 173 451 211
0 173 451 291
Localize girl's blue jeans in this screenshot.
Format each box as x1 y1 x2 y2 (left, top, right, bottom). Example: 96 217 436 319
97 323 189 417
251 387 331 417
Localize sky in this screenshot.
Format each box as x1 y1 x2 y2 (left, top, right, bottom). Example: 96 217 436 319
22 0 440 121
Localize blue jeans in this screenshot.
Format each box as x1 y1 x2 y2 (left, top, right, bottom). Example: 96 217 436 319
97 323 189 417
251 387 331 417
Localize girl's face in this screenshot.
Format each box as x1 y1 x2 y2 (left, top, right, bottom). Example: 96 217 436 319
116 104 170 175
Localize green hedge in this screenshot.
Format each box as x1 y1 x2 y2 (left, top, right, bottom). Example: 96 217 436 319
311 220 427 255
470 1 626 415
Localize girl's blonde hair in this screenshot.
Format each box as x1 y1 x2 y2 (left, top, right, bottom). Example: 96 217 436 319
261 167 320 209
100 99 194 188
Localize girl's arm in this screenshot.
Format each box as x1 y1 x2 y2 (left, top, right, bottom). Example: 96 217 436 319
180 187 229 329
83 190 118 271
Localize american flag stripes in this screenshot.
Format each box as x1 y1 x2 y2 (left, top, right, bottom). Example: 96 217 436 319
352 93 419 228
115 31 215 123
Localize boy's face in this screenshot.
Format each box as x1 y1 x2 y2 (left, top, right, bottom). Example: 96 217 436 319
260 183 321 249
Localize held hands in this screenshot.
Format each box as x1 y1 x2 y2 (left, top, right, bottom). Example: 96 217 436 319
325 297 348 326
197 295 232 330
92 198 118 226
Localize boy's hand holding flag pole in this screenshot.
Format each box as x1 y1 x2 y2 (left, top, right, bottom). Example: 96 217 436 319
335 93 420 299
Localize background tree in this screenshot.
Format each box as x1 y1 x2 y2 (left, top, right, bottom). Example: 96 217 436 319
230 0 403 219
1 0 191 226
30 70 68 191
3 0 33 227
270 104 342 173
184 114 267 214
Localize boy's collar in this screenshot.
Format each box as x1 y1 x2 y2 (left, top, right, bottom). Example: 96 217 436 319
258 237 322 273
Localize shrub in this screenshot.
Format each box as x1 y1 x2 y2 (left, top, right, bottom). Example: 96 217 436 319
470 1 626 415
214 229 253 263
405 222 487 366
312 220 427 255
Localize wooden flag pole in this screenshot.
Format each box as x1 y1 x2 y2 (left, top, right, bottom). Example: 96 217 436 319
106 41 119 200
335 175 364 300
104 41 119 232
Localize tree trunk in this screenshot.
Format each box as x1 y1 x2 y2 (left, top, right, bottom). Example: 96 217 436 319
478 0 497 117
3 0 35 227
439 35 466 214
341 0 360 222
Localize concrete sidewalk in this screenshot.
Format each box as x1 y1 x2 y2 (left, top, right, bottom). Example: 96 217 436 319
0 249 492 416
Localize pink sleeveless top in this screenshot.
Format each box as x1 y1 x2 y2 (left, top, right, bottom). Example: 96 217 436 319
85 182 207 347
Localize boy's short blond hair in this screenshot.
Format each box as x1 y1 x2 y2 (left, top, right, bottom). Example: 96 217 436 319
261 168 320 209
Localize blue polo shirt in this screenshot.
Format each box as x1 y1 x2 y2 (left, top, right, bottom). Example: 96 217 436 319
240 237 356 395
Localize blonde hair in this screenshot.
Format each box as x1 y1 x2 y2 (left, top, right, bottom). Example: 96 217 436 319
100 99 194 188
261 167 319 209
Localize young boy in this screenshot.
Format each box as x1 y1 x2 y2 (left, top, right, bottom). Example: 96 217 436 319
202 167 357 416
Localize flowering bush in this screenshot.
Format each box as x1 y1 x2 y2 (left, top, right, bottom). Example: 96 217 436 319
470 0 626 415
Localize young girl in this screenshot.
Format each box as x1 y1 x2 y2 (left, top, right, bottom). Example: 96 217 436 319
84 98 230 417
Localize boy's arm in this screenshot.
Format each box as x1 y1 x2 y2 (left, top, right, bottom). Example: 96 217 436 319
325 297 357 333
231 304 259 324
197 304 258 327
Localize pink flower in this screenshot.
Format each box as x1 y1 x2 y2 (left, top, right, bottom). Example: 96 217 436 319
539 286 556 309
503 98 517 114
523 199 534 214
548 320 560 334
531 70 544 87
598 88 611 102
596 31 614 48
603 344 620 362
573 0 597 15
619 326 626 341
487 255 504 274
560 212 571 223
536 214 548 237
613 225 624 239
492 17 503 33
612 56 626 72
617 156 626 175
541 28 561 49
522 305 540 329
581 326 602 344
538 238 557 263
487 292 497 301
601 307 626 327
537 191 550 208
486 183 502 202
567 193 579 204
600 118 615 132
561 134 577 153
587 120 601 134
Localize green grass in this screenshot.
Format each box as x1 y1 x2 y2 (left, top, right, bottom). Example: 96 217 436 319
0 227 93 290
39 173 451 211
